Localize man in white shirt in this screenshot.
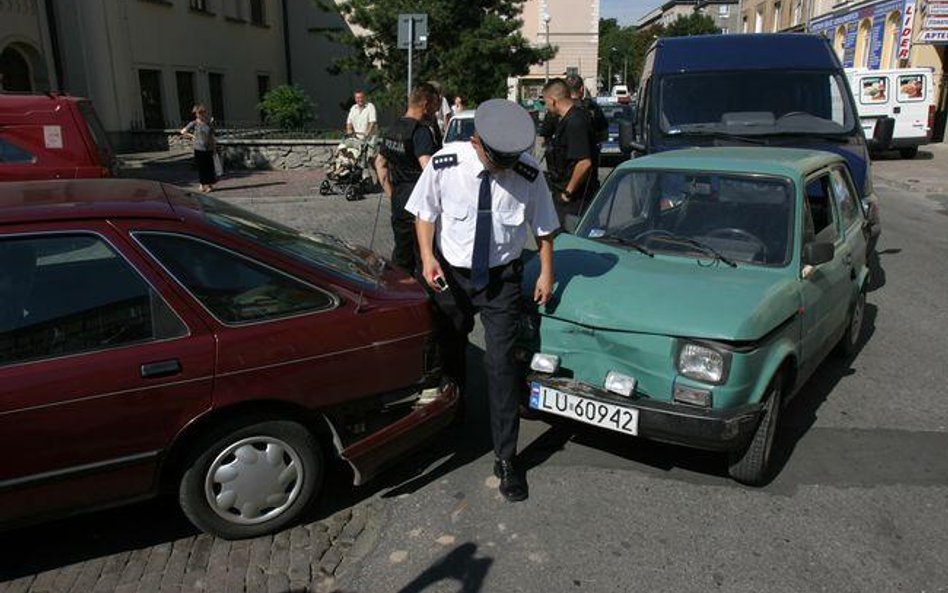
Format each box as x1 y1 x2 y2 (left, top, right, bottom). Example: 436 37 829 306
345 91 377 139
406 99 558 503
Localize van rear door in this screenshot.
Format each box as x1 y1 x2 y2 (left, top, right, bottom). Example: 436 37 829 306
74 100 117 177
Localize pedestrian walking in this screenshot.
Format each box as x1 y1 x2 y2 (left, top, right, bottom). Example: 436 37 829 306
375 83 442 272
542 78 597 222
406 99 559 502
179 104 218 193
345 90 378 139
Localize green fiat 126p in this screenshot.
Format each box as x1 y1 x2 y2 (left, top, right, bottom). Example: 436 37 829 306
522 147 870 485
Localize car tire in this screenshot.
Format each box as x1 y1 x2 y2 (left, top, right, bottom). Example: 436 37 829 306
178 420 323 540
899 146 919 159
728 372 783 486
836 290 867 358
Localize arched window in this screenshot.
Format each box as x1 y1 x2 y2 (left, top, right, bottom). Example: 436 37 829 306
0 46 32 92
881 11 902 68
854 18 873 68
834 26 847 60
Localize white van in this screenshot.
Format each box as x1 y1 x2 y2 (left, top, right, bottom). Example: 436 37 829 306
846 67 935 158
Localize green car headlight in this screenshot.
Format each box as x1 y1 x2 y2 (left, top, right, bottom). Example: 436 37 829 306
677 342 730 384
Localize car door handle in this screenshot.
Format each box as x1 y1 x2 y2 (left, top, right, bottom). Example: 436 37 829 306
141 359 182 379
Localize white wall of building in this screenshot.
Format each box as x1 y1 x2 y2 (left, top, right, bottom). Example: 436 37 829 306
0 0 57 92
522 0 600 87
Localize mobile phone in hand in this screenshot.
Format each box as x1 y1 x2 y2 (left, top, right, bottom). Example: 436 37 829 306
434 275 448 291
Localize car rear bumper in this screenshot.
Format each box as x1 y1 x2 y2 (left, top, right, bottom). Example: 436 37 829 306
527 375 763 452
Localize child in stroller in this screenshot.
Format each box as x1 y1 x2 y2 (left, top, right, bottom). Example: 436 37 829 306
319 135 377 201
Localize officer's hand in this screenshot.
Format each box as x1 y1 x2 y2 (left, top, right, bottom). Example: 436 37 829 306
534 271 554 305
423 259 446 292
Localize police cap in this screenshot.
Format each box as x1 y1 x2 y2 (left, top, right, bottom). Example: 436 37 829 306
474 99 536 168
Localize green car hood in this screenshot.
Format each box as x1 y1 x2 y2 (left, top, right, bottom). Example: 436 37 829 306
524 234 799 341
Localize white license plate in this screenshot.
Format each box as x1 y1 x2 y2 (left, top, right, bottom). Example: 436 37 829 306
529 382 639 435
860 117 878 136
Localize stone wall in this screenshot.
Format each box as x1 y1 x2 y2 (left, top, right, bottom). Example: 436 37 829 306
115 132 342 171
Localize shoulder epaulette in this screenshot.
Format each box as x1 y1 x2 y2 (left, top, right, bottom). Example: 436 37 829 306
432 153 458 170
513 160 539 182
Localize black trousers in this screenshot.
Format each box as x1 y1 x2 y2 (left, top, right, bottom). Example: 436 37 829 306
431 253 524 461
391 184 418 273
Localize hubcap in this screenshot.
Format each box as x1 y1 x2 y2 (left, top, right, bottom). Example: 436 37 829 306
204 436 304 525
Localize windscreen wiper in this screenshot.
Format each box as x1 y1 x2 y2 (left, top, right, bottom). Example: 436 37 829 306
646 233 738 267
598 234 655 257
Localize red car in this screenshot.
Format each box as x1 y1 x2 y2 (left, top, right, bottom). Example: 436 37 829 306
0 179 458 539
0 94 117 181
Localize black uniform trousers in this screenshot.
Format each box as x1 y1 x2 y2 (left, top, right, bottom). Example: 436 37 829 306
391 183 419 273
431 251 524 461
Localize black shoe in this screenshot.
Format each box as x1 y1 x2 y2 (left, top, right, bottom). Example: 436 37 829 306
493 458 528 502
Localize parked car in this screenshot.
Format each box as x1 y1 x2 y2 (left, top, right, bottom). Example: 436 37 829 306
846 67 935 158
443 110 475 146
0 179 458 538
598 102 635 165
622 34 882 250
521 148 869 485
610 85 631 105
0 93 117 181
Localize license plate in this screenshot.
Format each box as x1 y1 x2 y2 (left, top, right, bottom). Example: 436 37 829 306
860 117 878 136
529 382 639 436
601 145 620 154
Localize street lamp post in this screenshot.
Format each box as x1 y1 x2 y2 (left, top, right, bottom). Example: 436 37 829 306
608 46 617 90
542 11 551 83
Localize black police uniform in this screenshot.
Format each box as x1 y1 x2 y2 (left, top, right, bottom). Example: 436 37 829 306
379 117 439 272
547 104 598 220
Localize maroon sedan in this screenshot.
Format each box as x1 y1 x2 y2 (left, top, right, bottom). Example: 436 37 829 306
0 179 458 539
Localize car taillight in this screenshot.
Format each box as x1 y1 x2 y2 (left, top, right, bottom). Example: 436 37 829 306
928 104 936 139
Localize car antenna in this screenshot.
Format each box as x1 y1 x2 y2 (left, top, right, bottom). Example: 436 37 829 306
356 162 385 314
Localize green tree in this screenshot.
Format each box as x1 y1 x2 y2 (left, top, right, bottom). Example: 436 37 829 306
663 13 721 37
315 0 555 110
598 18 656 92
257 85 317 129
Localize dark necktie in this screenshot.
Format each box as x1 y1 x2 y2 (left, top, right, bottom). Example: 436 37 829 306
471 170 492 291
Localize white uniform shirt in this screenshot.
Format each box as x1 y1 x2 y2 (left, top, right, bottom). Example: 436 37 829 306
405 142 560 269
346 102 377 137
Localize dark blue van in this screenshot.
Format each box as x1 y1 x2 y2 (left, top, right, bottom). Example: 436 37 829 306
622 34 883 243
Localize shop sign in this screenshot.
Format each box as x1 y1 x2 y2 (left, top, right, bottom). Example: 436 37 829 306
916 0 948 43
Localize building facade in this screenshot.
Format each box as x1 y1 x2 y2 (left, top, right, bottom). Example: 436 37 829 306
1 0 363 142
518 0 600 98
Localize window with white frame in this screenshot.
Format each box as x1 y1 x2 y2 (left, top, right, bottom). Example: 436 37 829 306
755 7 764 32
773 2 782 31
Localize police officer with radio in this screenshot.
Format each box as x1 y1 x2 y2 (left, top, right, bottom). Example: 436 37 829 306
375 83 442 272
543 78 597 223
406 99 559 503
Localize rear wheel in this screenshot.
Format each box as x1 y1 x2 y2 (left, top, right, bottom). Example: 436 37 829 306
345 185 361 201
728 373 783 486
899 146 919 159
319 180 332 195
836 290 867 357
178 420 323 539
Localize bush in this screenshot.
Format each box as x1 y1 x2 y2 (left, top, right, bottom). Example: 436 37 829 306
257 85 316 130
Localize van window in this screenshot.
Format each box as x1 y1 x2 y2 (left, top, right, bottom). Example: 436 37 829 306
659 70 854 136
897 74 926 102
830 168 861 229
0 139 35 164
857 76 889 104
804 175 838 243
76 101 114 166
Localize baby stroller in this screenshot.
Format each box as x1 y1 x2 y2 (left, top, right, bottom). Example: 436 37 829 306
319 135 377 201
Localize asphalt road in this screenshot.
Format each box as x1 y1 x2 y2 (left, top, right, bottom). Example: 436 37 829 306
325 175 948 592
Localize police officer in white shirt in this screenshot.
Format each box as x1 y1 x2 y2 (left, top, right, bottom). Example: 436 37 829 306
406 99 559 502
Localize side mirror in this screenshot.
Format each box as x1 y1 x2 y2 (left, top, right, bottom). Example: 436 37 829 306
618 120 635 155
803 242 835 266
563 214 580 234
871 116 895 149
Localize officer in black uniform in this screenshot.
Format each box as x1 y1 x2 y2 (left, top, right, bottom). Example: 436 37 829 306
405 99 560 502
375 83 442 272
542 78 597 223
